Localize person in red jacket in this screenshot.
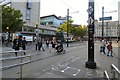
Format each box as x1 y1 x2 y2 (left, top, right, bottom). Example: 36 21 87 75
107 42 113 57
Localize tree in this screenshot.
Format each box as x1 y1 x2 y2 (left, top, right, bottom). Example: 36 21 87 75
57 20 73 32
2 6 23 33
57 20 87 39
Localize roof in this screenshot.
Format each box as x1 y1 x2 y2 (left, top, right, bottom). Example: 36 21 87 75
24 23 57 31
40 14 66 20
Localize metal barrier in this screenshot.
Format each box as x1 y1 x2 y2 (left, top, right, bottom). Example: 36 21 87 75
111 64 120 79
0 50 31 79
104 70 110 80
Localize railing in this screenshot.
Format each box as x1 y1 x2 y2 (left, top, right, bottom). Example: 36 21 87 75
104 70 110 80
0 50 31 79
111 64 120 80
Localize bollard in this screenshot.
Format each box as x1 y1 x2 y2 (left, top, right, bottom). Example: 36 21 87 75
112 70 116 80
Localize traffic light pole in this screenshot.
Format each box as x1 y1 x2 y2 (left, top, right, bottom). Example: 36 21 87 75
85 0 96 69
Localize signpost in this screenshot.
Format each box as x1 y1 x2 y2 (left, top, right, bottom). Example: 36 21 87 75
99 16 112 21
85 0 96 69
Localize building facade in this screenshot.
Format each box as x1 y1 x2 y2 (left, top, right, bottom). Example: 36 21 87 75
95 21 119 40
118 1 120 40
1 0 73 40
40 15 67 28
3 0 58 39
11 0 40 25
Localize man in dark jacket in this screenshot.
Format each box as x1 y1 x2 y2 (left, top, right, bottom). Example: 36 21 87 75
22 37 27 55
13 36 20 56
38 37 45 51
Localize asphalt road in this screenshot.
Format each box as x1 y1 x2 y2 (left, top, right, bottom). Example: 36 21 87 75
1 41 119 78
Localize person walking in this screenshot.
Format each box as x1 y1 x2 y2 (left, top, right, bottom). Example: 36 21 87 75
38 37 45 51
100 39 106 54
107 42 113 57
22 37 27 55
50 37 57 53
46 39 49 47
35 37 39 50
13 35 20 56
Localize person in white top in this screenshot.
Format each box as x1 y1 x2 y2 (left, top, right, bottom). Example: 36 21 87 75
100 40 106 54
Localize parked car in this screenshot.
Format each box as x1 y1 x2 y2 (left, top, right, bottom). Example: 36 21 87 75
65 39 73 43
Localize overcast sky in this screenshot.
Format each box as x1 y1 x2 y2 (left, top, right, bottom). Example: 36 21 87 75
0 0 119 25
41 0 120 25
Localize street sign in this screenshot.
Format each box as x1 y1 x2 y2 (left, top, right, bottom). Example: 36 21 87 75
87 17 94 25
99 16 112 21
87 6 93 15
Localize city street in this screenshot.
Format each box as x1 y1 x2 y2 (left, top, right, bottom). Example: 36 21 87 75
1 0 120 79
1 41 119 78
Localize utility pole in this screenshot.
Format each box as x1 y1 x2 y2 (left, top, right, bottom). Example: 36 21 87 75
85 0 96 69
67 9 69 47
102 6 104 40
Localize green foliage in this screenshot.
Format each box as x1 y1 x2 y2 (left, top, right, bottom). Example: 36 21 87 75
2 6 23 33
70 25 87 38
57 20 87 38
57 20 73 32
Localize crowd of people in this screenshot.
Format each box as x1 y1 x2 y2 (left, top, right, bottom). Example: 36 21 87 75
13 35 27 56
35 36 58 53
12 35 60 56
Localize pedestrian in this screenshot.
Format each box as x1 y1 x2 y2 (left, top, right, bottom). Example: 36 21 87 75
2 37 4 43
46 39 49 47
22 37 27 55
38 37 45 51
35 37 39 50
100 39 106 54
19 35 24 50
13 35 20 56
41 38 45 51
107 42 113 57
50 37 57 53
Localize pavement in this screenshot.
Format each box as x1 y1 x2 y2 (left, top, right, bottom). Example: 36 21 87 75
0 41 119 79
23 43 118 79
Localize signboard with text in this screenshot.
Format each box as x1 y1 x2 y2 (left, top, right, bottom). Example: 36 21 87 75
99 16 112 21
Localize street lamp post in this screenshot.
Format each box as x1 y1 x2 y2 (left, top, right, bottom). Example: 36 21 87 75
35 23 39 50
66 9 79 47
67 9 69 47
6 27 9 46
85 0 96 69
102 7 104 40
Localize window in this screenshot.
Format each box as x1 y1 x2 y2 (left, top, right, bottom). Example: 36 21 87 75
41 22 46 25
42 30 44 33
60 22 63 25
27 0 32 9
48 22 53 25
106 22 108 26
26 9 31 20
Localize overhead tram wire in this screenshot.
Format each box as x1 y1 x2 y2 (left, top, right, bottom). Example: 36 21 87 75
59 0 87 18
0 0 5 4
